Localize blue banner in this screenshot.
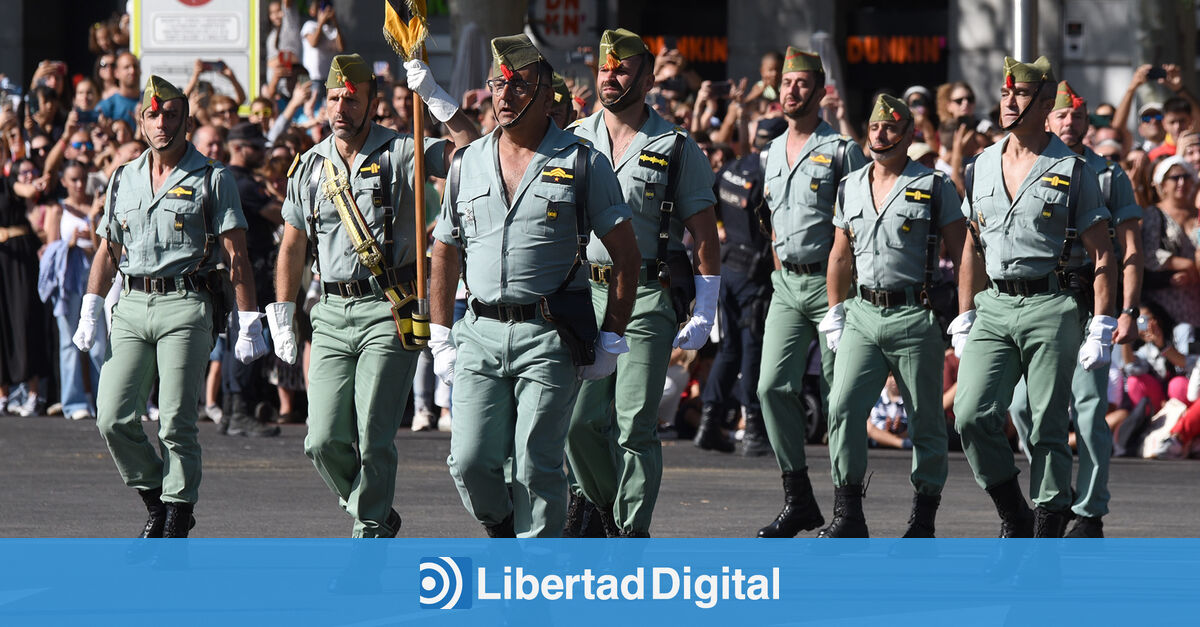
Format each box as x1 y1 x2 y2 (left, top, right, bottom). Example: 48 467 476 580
1 539 1196 625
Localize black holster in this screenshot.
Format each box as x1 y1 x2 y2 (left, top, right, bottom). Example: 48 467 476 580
662 253 696 324
1063 266 1095 316
203 268 235 341
540 289 598 367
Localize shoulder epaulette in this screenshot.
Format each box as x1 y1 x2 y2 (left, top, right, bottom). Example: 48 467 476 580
672 125 688 135
575 136 591 146
567 119 584 129
286 154 301 178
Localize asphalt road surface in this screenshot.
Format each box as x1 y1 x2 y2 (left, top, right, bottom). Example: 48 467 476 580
2 416 1196 538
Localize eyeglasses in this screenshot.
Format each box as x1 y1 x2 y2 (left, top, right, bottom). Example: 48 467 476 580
71 141 94 151
31 145 50 155
213 108 237 116
952 96 975 105
1164 173 1191 183
98 60 111 68
17 169 36 178
1141 113 1164 123
373 115 393 122
250 108 272 117
486 77 533 97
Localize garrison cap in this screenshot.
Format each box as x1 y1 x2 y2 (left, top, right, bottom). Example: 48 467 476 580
1003 55 1055 89
599 28 649 71
491 34 544 79
326 54 372 92
552 73 571 104
782 47 823 74
1053 80 1085 111
869 94 911 123
141 75 185 112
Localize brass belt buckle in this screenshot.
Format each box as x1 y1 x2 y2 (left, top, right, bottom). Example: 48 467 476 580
150 277 167 294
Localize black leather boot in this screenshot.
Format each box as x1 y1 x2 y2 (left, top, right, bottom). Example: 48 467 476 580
137 488 167 538
901 493 941 538
740 409 773 457
817 484 869 538
693 404 735 453
757 471 825 537
485 513 516 538
162 503 196 538
985 476 1034 538
596 506 622 538
563 492 586 537
225 394 281 437
1033 506 1071 538
1064 515 1103 538
384 508 402 538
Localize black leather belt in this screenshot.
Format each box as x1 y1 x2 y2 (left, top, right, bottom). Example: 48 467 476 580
588 261 658 286
782 260 824 275
859 285 921 308
471 300 540 323
323 265 416 298
991 275 1054 297
127 275 205 294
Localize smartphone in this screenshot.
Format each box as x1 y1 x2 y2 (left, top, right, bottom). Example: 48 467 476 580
566 49 594 65
662 36 678 51
86 171 108 196
709 81 732 98
1147 66 1167 80
373 60 389 77
1137 315 1149 332
76 108 100 124
201 60 226 72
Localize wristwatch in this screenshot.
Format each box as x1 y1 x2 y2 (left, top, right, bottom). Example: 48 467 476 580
1120 307 1139 317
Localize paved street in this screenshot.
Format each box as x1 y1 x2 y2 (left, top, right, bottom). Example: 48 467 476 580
2 416 1196 538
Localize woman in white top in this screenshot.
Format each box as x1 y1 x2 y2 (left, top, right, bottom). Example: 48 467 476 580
44 160 105 420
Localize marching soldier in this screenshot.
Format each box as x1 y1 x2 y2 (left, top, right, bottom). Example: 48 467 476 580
74 76 268 537
953 57 1116 538
755 48 868 538
818 95 966 537
1006 81 1144 538
698 117 788 456
271 54 478 536
565 28 721 537
429 35 639 538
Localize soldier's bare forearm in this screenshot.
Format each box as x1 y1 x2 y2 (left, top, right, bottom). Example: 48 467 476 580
684 208 720 276
826 229 853 307
430 240 460 328
1118 221 1143 309
1083 223 1117 316
85 240 119 297
275 224 307 303
599 222 638 335
222 229 257 311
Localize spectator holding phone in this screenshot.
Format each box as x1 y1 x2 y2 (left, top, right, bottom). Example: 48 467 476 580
301 0 343 88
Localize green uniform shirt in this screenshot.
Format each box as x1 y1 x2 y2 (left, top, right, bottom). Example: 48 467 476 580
569 108 715 264
98 144 247 277
764 120 869 265
833 160 962 291
963 134 1110 280
281 124 447 282
432 124 632 305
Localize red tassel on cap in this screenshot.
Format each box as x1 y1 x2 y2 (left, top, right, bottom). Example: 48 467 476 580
344 80 356 94
892 111 902 121
1071 95 1084 109
500 64 514 80
150 95 161 112
1005 74 1015 89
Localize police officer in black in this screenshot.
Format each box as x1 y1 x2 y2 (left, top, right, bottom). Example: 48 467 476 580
694 117 788 455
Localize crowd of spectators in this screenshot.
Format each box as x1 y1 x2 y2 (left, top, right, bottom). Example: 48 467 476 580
1 3 1199 462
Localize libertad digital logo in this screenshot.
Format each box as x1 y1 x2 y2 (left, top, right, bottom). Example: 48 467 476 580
418 556 472 610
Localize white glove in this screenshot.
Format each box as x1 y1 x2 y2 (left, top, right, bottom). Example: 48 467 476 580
1078 315 1118 371
673 275 720 350
233 311 270 364
266 302 298 365
72 293 105 352
430 323 457 386
818 302 846 353
578 331 629 380
404 59 458 123
948 310 977 358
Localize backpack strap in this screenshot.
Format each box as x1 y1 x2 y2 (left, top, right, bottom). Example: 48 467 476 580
376 138 395 263
188 164 216 276
557 144 591 292
1055 158 1085 275
922 172 945 303
447 146 469 289
655 132 688 282
963 160 985 261
832 138 849 186
307 160 322 275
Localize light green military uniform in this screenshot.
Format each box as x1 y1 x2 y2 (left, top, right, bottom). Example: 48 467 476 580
282 119 447 537
96 144 246 505
954 132 1110 511
435 123 631 538
828 159 960 494
1008 143 1141 517
758 120 868 473
565 105 715 535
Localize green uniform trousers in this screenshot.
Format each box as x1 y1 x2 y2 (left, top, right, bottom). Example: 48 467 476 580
448 308 582 538
827 299 948 494
1008 310 1111 517
97 288 213 504
757 269 835 473
567 283 675 534
306 294 418 538
953 288 1082 510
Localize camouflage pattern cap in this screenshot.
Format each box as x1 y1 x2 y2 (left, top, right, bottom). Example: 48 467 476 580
869 93 912 124
782 47 823 74
491 34 544 80
326 54 372 94
599 28 649 71
141 75 185 112
552 73 571 104
1053 80 1086 111
1003 55 1055 89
